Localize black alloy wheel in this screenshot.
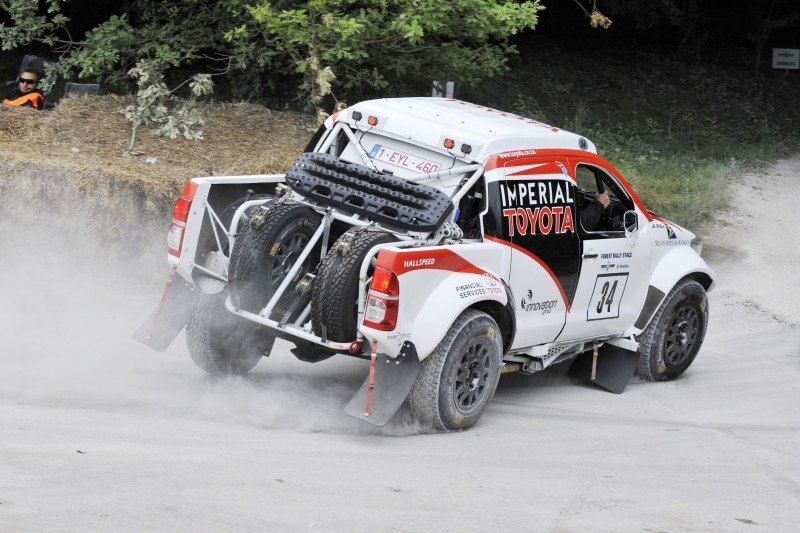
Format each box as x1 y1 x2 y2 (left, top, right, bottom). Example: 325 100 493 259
454 341 493 411
270 232 311 294
664 305 700 368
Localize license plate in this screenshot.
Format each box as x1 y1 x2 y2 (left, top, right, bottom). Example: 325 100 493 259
369 144 441 174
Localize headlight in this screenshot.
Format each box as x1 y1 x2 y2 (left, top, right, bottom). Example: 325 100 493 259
690 237 702 256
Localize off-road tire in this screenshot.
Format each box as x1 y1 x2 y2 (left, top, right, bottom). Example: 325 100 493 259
409 309 503 432
186 294 275 374
635 279 709 381
311 227 395 342
229 201 321 318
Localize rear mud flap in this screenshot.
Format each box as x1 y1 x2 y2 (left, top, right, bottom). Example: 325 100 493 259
133 267 200 351
567 343 639 394
344 342 421 427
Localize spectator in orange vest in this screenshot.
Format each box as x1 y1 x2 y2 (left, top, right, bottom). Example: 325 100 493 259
3 69 45 110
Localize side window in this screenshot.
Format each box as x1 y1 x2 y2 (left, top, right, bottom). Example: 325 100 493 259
576 166 599 194
455 178 485 239
575 164 633 234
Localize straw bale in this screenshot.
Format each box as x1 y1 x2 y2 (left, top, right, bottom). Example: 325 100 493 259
0 95 316 231
0 95 315 189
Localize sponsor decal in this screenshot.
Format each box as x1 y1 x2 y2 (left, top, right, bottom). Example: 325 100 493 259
480 273 502 294
665 224 677 239
600 252 632 260
456 282 486 299
499 149 538 159
520 290 558 314
386 332 410 343
403 257 435 268
654 239 692 247
499 180 576 236
481 273 498 286
601 262 630 272
599 253 631 272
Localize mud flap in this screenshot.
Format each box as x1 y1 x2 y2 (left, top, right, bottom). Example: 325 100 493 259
344 342 421 426
567 343 639 394
133 267 200 351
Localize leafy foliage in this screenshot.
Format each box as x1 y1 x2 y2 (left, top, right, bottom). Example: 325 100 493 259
2 0 543 109
0 0 68 50
121 61 213 153
234 0 544 105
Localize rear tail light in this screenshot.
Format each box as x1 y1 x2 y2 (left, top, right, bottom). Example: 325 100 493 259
167 180 198 257
363 266 399 331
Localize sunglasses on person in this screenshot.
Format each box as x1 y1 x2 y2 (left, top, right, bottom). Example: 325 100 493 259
18 78 39 85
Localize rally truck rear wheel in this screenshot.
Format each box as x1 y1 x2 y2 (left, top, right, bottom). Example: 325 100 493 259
229 201 321 319
635 279 709 381
311 227 396 342
186 294 275 374
409 310 503 432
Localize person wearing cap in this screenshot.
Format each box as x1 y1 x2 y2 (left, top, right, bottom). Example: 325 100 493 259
3 69 45 110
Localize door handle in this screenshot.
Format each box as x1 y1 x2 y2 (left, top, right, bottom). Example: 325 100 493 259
583 253 598 259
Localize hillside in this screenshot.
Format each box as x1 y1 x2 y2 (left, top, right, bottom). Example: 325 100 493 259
0 96 316 235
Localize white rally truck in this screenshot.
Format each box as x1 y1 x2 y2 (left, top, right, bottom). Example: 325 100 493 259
135 98 715 431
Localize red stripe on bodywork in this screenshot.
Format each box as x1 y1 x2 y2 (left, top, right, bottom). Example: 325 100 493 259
483 234 571 313
485 149 652 222
376 247 490 278
505 161 559 177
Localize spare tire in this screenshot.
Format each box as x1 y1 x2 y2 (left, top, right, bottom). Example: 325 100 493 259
229 200 321 319
311 227 396 342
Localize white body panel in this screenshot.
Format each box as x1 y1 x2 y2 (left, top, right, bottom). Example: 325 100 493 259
163 97 715 363
360 241 509 359
173 174 287 280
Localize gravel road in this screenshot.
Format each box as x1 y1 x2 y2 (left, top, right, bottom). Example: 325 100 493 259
1 158 799 532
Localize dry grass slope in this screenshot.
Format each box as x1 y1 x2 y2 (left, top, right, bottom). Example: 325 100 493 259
0 96 316 230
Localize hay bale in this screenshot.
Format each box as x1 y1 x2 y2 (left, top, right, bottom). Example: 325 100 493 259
0 96 316 234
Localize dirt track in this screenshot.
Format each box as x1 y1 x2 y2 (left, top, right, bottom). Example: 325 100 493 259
1 158 799 532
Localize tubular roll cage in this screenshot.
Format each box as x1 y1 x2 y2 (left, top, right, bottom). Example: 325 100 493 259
193 121 485 355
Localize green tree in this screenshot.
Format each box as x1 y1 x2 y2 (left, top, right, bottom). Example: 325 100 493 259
232 0 544 107
2 0 543 110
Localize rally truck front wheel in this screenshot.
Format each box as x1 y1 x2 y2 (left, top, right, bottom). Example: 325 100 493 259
635 279 709 381
186 294 275 374
409 310 503 432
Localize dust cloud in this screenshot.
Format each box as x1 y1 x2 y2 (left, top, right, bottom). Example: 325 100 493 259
0 182 419 437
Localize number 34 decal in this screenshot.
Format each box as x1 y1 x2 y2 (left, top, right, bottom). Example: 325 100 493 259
587 273 629 321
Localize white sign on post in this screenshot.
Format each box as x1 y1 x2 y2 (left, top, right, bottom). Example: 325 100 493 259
432 80 455 98
772 48 799 70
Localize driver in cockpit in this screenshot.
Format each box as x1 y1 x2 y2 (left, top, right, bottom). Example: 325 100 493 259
580 191 611 231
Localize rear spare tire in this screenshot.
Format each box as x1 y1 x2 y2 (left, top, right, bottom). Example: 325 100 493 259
229 201 321 319
311 227 396 342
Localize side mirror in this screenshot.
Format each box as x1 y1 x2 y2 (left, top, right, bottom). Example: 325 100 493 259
623 210 639 234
